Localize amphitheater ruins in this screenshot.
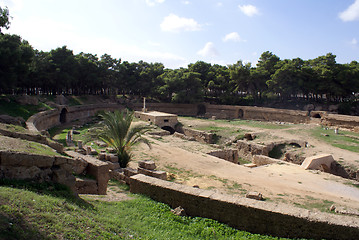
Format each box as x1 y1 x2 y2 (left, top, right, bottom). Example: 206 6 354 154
1 100 359 239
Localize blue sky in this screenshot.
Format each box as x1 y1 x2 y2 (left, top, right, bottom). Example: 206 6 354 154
1 0 359 69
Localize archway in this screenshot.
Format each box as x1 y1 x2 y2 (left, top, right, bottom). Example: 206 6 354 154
312 113 321 119
238 109 244 119
197 104 206 116
161 126 175 134
60 108 68 124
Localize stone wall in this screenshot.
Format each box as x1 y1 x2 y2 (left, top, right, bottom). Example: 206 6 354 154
322 113 359 130
130 174 359 240
207 149 239 164
181 127 215 144
26 103 124 133
65 151 110 195
26 102 359 133
0 150 76 193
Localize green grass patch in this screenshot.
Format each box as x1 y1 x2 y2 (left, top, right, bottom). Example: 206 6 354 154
0 98 52 121
0 180 290 240
311 127 359 153
0 123 29 133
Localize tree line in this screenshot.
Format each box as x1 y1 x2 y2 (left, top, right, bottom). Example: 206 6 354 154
1 6 359 106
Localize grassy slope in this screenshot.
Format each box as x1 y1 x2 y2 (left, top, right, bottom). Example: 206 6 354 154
0 98 52 121
0 180 289 240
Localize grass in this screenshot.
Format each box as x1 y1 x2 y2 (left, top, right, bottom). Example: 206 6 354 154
0 179 290 240
0 97 52 121
0 135 60 156
164 164 203 181
311 127 359 153
292 196 334 213
0 123 29 133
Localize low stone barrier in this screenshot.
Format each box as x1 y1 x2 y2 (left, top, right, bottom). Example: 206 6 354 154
252 155 279 166
181 127 215 144
207 149 239 164
65 151 110 195
0 150 76 193
322 113 359 130
130 174 359 240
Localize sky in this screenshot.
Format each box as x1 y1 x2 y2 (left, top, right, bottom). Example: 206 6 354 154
1 0 359 69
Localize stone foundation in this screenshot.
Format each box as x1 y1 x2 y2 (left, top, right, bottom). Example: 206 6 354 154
0 151 76 193
130 174 359 240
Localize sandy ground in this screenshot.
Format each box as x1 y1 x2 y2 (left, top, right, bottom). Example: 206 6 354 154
130 118 359 212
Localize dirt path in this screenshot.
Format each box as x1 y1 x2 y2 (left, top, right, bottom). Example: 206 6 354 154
131 118 359 212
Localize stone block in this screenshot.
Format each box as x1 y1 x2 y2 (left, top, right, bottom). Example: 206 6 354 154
0 152 54 168
106 154 118 163
301 154 335 170
124 167 138 177
75 178 98 194
107 161 120 170
138 160 156 170
98 152 106 161
65 151 110 195
243 163 257 168
137 167 167 180
110 169 126 182
52 166 76 193
245 191 264 201
252 155 277 166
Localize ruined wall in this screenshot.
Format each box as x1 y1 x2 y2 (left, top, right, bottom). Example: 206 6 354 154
0 151 76 193
207 149 239 164
27 102 359 134
144 103 311 123
130 174 359 240
27 103 124 133
322 114 359 130
181 127 215 144
140 103 198 116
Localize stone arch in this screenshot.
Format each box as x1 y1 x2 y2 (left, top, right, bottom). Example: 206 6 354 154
238 109 244 119
312 113 321 119
60 108 68 124
197 104 206 116
161 126 175 134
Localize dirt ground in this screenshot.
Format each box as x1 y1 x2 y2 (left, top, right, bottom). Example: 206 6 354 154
130 117 359 212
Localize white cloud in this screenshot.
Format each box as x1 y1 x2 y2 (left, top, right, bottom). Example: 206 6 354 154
0 0 24 12
217 2 223 7
160 13 202 32
223 32 243 42
197 42 219 57
351 38 358 45
339 0 359 21
182 1 190 5
238 4 259 17
145 0 165 7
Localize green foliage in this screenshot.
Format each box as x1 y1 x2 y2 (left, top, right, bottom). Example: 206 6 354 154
0 97 52 120
97 110 151 167
0 6 10 33
1 6 359 107
0 180 292 239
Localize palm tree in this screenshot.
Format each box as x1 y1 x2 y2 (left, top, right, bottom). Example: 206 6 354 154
97 110 151 168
